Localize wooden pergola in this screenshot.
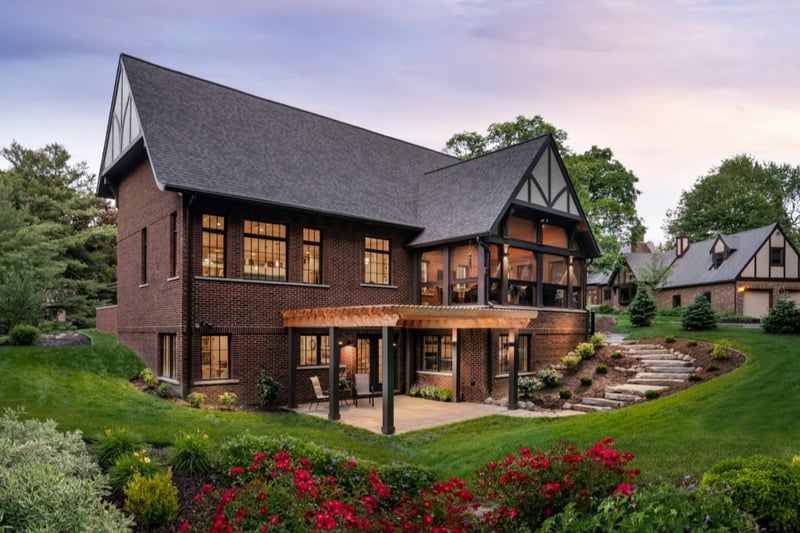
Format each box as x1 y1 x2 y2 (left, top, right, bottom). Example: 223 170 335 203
282 305 538 434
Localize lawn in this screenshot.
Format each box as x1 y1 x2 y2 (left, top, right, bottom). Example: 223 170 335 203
1 323 798 486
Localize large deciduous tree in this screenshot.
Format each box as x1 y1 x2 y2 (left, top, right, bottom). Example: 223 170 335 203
664 155 800 243
444 115 644 273
0 142 116 331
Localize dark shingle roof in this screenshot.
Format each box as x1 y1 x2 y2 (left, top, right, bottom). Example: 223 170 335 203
114 55 457 228
410 138 548 246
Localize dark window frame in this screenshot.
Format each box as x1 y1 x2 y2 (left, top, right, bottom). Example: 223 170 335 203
497 334 531 374
364 236 391 285
299 334 330 366
713 251 725 268
421 334 453 372
244 220 287 281
140 227 147 285
169 212 177 277
160 333 176 379
201 334 230 380
672 294 681 308
201 214 226 277
619 284 636 305
770 246 785 267
302 227 322 284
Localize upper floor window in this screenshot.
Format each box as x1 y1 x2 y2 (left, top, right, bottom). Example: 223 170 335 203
364 237 390 285
201 335 229 380
299 334 330 366
244 220 286 281
451 244 478 304
169 212 178 277
422 335 452 372
713 252 725 268
770 247 785 266
420 249 443 305
160 334 176 379
542 224 568 248
140 228 147 285
506 216 536 243
202 214 225 277
498 334 530 374
303 228 321 283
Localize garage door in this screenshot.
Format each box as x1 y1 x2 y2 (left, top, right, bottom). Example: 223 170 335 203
743 291 770 318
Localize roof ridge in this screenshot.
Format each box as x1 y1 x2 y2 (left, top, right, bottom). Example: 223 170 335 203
423 134 552 175
119 53 458 163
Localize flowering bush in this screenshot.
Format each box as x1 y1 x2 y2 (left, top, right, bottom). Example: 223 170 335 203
218 391 238 409
108 448 161 494
576 342 596 359
94 427 144 469
561 354 582 371
589 332 605 348
474 438 639 530
140 367 159 389
517 376 542 397
537 367 562 388
187 391 207 408
124 470 179 526
171 429 213 474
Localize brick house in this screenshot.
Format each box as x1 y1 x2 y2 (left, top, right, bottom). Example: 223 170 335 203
588 224 800 317
96 55 600 433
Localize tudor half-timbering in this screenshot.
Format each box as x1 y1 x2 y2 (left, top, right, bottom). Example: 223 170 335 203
96 55 600 433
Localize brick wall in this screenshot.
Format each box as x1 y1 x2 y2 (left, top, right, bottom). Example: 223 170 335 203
95 305 118 334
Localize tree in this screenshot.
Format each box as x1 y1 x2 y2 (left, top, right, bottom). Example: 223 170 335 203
761 292 800 334
0 266 45 333
664 155 800 243
443 115 644 273
628 284 656 327
635 253 673 298
0 142 116 328
682 293 717 331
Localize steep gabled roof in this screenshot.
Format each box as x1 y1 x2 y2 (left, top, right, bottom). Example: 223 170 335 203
663 224 777 287
627 251 675 279
99 54 457 228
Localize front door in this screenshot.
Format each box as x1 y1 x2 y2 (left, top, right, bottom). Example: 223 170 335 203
356 335 383 390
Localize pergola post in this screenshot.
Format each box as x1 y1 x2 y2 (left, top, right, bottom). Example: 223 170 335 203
287 327 297 409
381 325 395 435
507 328 519 410
328 327 341 421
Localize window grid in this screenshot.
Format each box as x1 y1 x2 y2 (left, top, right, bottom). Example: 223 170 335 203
498 334 530 374
140 228 147 284
422 335 452 372
202 214 225 277
770 247 785 267
364 237 390 285
299 335 330 366
201 335 229 380
160 334 176 379
303 228 321 284
244 220 287 281
169 212 177 277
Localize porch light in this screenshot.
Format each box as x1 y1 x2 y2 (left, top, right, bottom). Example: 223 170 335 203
738 286 746 293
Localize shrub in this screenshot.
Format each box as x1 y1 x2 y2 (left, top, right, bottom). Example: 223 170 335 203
682 293 718 330
218 391 238 409
170 429 212 474
475 438 639 530
589 332 605 348
8 324 40 346
561 354 582 371
656 306 685 317
408 385 452 401
708 339 732 360
664 334 675 343
576 342 595 359
157 382 172 398
610 350 623 359
139 368 158 389
0 409 133 532
94 427 144 469
108 448 161 494
762 291 800 333
123 470 179 527
644 389 661 400
702 455 800 532
580 376 593 386
596 304 615 314
518 376 543 397
628 286 657 327
705 364 720 372
256 370 281 410
688 373 703 382
559 388 572 400
539 478 758 532
187 391 206 408
687 340 698 347
595 363 608 375
537 367 562 387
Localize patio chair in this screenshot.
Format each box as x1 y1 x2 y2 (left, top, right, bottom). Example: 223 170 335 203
353 373 375 407
309 376 329 410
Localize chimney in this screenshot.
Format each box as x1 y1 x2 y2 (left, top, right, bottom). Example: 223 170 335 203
676 236 690 258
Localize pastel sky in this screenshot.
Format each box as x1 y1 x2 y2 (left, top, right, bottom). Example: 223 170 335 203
2 0 799 245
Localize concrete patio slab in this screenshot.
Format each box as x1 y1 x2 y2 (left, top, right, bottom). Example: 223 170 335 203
295 395 581 435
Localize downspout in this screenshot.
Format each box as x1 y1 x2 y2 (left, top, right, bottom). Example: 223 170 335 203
477 235 493 397
183 195 196 398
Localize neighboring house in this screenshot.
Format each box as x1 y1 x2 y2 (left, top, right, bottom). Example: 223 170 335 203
589 224 800 317
95 55 600 432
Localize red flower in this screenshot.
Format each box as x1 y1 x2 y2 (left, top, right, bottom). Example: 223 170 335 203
614 483 635 496
179 522 191 532
228 466 244 478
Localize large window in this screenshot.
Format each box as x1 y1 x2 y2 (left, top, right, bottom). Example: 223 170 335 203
542 254 569 307
202 214 225 277
420 249 443 305
497 334 530 374
244 220 286 281
299 334 330 366
507 247 536 306
450 244 478 304
422 335 452 372
303 228 321 283
364 237 390 285
160 334 176 379
201 335 229 379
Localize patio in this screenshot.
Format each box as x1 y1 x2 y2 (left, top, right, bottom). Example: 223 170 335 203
296 394 581 435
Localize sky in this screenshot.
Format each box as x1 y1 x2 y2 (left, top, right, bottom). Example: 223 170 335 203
1 0 799 245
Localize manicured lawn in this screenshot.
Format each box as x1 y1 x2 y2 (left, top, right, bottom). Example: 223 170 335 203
2 324 798 486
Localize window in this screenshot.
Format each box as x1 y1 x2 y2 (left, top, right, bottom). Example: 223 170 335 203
771 247 785 267
498 334 531 374
169 212 177 277
303 228 321 283
202 214 225 277
160 334 176 379
420 249 443 305
602 288 612 301
422 335 452 372
542 224 568 248
713 252 725 268
450 244 478 304
672 294 681 308
543 254 569 307
299 334 330 366
506 247 536 306
364 237 390 285
506 216 536 243
619 285 636 306
140 228 147 284
201 335 229 379
703 292 712 304
244 220 286 281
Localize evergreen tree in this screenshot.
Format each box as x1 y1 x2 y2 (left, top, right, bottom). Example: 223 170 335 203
628 285 656 327
761 292 800 334
682 293 718 331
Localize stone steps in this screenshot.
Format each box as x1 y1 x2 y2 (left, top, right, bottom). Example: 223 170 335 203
607 383 668 396
582 397 626 408
628 377 686 386
572 403 612 413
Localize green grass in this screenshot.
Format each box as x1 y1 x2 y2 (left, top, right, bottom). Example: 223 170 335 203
2 324 799 486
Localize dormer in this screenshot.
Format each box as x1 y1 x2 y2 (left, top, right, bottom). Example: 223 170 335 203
676 236 690 258
710 234 736 269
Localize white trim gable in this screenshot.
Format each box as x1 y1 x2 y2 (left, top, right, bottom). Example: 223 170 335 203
100 63 142 175
740 226 800 280
515 145 580 217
